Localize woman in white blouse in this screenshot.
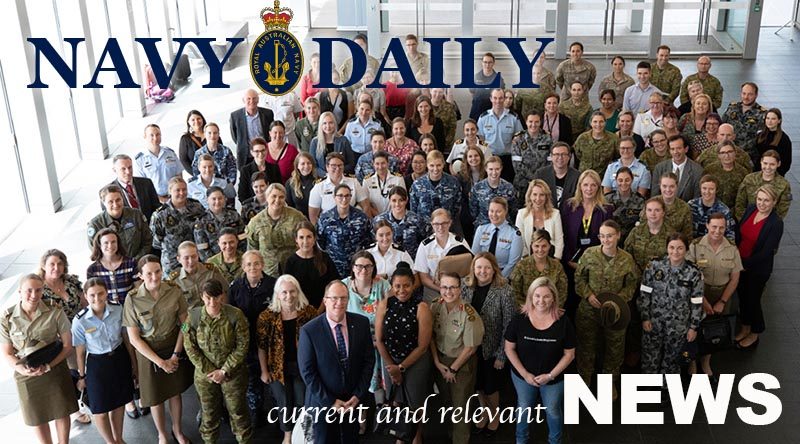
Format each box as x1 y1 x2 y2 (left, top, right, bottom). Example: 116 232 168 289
367 220 418 285
515 179 564 259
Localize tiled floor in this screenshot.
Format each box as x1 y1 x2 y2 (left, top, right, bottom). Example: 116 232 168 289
0 25 798 443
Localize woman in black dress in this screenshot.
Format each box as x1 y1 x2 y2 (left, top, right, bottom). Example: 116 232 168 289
280 221 340 308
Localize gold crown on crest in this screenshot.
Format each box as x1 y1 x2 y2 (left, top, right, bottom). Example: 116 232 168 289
261 0 293 30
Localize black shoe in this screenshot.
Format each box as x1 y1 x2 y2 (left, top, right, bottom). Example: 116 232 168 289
471 424 485 435
125 407 140 419
484 426 499 439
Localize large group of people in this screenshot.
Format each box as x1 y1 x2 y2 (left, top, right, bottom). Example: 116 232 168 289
0 34 793 444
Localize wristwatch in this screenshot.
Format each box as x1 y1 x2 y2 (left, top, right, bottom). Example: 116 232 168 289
398 364 406 373
448 366 458 374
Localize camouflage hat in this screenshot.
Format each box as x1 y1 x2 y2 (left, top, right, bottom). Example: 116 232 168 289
596 292 630 331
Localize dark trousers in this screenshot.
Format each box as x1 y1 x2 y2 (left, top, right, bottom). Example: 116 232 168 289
499 154 515 183
245 357 265 415
737 271 771 334
268 363 306 433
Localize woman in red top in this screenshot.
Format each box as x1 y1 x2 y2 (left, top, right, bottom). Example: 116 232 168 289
265 121 299 184
735 185 784 349
298 53 321 104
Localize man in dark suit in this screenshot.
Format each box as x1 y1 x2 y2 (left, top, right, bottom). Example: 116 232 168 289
533 142 580 209
298 281 375 444
229 89 274 170
651 135 703 201
109 154 160 221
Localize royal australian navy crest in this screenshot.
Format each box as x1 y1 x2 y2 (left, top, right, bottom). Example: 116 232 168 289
251 1 303 96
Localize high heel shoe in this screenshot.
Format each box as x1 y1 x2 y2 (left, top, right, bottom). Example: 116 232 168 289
735 337 760 350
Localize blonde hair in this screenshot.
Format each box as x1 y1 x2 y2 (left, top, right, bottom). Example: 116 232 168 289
525 179 555 218
522 276 559 318
315 111 337 161
755 184 778 203
568 169 606 210
269 274 310 312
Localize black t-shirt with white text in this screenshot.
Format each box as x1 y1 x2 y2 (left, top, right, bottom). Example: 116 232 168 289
504 313 576 383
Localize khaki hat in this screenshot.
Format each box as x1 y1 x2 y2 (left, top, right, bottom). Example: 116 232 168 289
596 292 630 331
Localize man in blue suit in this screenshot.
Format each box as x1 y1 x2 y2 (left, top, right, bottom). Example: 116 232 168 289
298 280 375 443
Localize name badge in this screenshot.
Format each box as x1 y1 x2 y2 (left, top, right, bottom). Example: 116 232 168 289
85 327 97 334
11 331 24 336
511 155 523 162
640 284 653 293
579 238 591 246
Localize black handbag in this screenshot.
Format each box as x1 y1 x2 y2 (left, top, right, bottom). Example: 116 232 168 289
374 381 418 443
18 341 63 368
700 314 736 350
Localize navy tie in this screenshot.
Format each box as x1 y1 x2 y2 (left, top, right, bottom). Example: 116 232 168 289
488 227 499 255
334 324 348 370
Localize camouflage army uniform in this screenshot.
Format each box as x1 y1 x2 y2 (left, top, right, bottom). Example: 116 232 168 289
339 55 380 93
680 73 723 109
623 223 671 273
509 256 568 307
294 117 318 153
573 131 619 177
240 197 267 226
639 148 671 172
193 208 246 262
575 246 639 384
514 90 548 120
688 198 736 241
316 206 373 277
638 257 704 375
640 198 693 239
207 252 243 285
704 163 750 209
537 67 557 92
511 131 553 205
605 191 646 242
373 210 430 258
722 101 768 163
87 207 152 260
410 173 462 222
696 143 753 172
469 178 517 225
650 62 683 103
558 100 593 141
597 73 635 110
183 304 251 443
150 199 206 274
735 172 793 220
168 263 228 309
433 100 460 150
555 60 597 101
245 206 308 278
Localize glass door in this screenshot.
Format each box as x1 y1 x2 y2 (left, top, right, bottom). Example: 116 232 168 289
556 0 656 56
659 0 751 55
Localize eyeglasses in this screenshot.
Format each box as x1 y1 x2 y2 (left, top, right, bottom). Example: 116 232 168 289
325 296 349 302
252 149 266 154
431 221 450 227
551 153 570 158
328 163 344 169
353 264 374 271
440 285 459 292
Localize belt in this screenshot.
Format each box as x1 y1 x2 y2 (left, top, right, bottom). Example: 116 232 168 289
89 343 125 358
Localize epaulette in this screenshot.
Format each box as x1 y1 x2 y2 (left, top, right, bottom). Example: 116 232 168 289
392 243 405 252
315 177 324 184
513 130 526 138
168 269 180 280
345 173 356 178
76 307 89 319
134 152 144 159
479 109 492 117
366 242 377 249
464 304 478 321
187 176 199 184
454 234 465 242
690 237 703 245
154 203 169 213
454 138 464 145
108 300 121 306
422 234 436 245
432 297 442 304
392 172 404 177
511 225 522 237
604 190 616 197
364 172 375 180
729 101 737 106
685 261 700 272
757 105 768 112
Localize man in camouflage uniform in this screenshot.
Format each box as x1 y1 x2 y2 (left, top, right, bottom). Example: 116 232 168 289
735 154 793 220
722 82 767 165
679 56 723 109
294 98 320 153
431 88 460 150
605 189 645 243
555 42 597 101
183 279 252 443
206 228 244 285
469 157 517 225
704 142 751 209
150 177 206 274
168 241 227 309
511 114 553 205
575 222 639 386
650 45 682 104
88 184 152 260
638 253 704 375
193 188 246 262
316 184 374 277
696 124 753 171
338 34 379 93
572 125 618 177
244 196 308 278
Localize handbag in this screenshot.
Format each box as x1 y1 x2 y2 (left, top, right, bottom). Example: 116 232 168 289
700 314 737 351
374 381 418 443
18 341 63 368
